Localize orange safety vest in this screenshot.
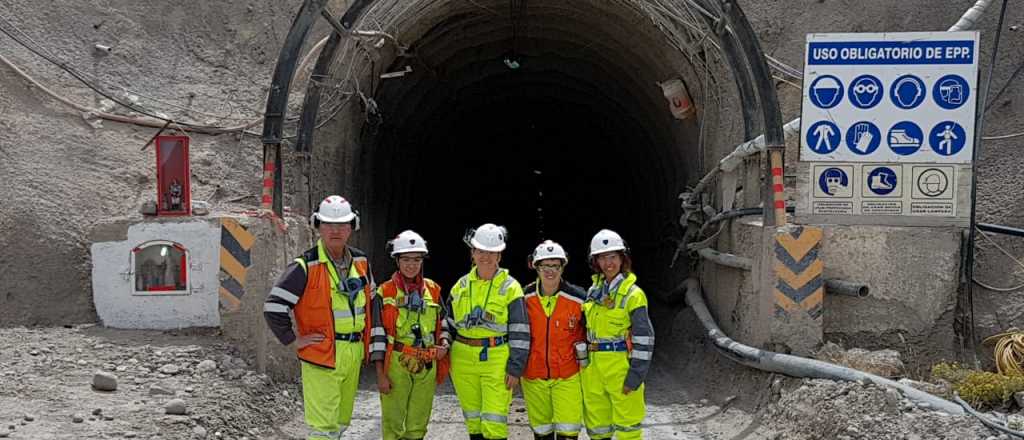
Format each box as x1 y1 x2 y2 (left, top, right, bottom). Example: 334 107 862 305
523 282 586 380
380 278 450 384
293 249 374 369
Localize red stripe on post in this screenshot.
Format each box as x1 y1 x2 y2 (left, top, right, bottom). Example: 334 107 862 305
774 184 784 192
264 163 275 172
774 200 786 209
263 178 274 188
771 167 783 177
261 195 273 205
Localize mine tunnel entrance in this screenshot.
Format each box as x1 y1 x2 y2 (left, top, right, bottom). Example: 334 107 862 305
287 0 756 388
323 1 713 295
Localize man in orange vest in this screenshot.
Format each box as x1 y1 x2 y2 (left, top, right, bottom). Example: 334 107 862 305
521 240 587 440
263 195 387 440
374 230 451 440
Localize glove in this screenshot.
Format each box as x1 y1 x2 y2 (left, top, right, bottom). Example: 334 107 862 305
399 353 424 374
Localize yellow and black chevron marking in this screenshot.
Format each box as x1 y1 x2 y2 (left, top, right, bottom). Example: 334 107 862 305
773 226 823 321
220 218 254 311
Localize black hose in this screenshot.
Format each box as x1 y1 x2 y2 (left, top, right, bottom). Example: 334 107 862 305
965 0 1010 349
978 223 1024 238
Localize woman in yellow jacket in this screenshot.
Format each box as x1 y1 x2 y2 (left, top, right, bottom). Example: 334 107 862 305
373 230 450 440
447 223 530 440
580 229 654 440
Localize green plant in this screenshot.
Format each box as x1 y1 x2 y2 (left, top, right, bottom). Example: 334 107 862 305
932 362 1024 408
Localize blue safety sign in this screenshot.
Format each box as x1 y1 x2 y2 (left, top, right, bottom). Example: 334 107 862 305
887 121 923 156
801 32 978 164
809 75 844 109
933 74 970 110
866 167 898 195
929 121 967 156
848 75 883 109
890 75 926 110
845 121 881 155
807 121 842 154
818 167 850 196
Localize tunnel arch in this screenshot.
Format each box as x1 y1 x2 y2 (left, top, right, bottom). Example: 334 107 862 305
264 0 783 344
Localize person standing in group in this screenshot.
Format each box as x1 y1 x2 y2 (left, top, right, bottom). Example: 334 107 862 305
263 195 387 440
521 240 587 440
448 223 531 440
581 229 655 440
374 230 451 440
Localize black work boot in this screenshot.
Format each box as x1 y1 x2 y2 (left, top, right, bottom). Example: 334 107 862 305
534 435 554 440
469 435 486 440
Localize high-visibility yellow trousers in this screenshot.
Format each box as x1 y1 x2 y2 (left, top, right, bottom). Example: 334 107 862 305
379 355 437 440
450 342 513 439
580 352 645 439
301 341 364 440
522 373 584 437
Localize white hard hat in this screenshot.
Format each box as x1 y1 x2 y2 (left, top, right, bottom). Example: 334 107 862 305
531 240 567 264
466 223 507 252
589 229 627 256
390 230 428 256
312 195 359 228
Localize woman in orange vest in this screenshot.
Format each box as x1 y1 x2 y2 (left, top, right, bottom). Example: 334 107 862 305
373 230 450 440
521 240 587 440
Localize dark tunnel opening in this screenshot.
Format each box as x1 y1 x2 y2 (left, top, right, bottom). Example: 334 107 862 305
299 1 730 361
371 72 682 289
361 40 697 310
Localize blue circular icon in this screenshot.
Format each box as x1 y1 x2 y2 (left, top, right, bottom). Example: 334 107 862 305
929 121 967 156
818 168 849 196
806 121 842 154
866 167 898 195
887 121 923 156
845 121 881 155
809 75 844 109
933 74 970 110
890 75 926 109
848 75 883 109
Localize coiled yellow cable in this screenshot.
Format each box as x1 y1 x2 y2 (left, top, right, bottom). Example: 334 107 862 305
984 329 1024 376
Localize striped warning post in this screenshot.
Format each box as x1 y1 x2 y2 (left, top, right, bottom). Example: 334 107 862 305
220 218 254 311
773 226 823 321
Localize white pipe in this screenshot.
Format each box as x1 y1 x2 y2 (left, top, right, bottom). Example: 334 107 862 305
948 0 994 32
682 278 966 415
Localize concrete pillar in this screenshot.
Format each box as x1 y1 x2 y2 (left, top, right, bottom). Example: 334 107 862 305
762 225 824 355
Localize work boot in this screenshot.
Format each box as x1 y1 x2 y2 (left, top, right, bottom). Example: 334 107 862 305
534 435 554 440
469 435 486 440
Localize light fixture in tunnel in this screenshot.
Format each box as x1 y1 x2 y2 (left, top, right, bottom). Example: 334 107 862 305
502 51 521 70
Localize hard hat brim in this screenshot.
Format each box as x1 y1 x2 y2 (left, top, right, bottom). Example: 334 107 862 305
590 245 626 257
533 255 568 264
470 237 506 252
316 212 357 224
391 247 429 257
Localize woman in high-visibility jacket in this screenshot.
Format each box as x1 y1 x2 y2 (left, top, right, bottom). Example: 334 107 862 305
447 223 531 440
521 240 587 440
581 229 655 440
373 230 451 440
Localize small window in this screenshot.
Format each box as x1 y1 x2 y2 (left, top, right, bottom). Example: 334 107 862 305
132 241 189 295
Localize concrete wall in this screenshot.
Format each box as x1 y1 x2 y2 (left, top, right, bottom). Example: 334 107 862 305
90 218 221 329
220 214 313 381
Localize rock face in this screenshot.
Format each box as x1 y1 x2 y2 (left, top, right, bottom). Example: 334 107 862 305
91 371 118 391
